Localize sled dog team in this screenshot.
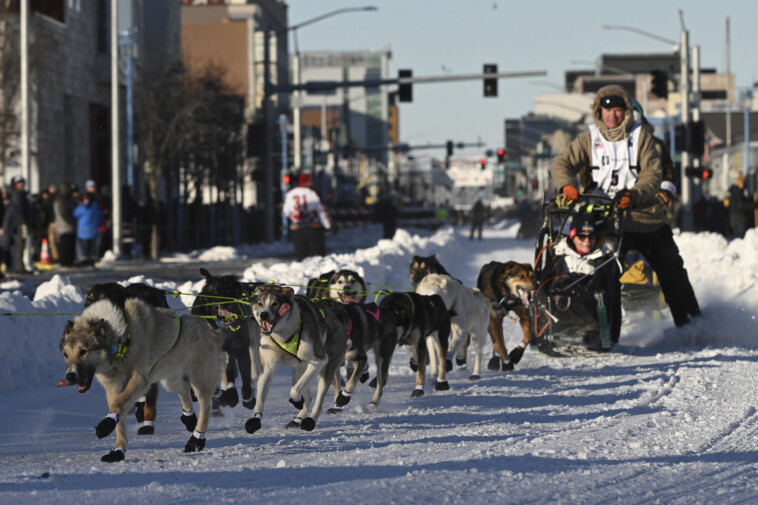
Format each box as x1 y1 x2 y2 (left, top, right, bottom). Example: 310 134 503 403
59 257 535 462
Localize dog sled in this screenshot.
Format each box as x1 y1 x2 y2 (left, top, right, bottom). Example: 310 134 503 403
529 195 625 357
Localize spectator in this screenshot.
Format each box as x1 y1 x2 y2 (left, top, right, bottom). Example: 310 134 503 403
724 174 756 239
54 183 77 267
282 173 331 261
0 185 16 278
10 176 32 273
73 186 104 266
374 193 399 239
44 184 59 263
469 198 487 240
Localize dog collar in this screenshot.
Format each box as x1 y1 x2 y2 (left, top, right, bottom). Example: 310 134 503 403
109 310 131 359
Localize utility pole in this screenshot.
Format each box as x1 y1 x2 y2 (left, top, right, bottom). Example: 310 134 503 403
110 0 122 256
679 27 693 231
20 0 30 189
263 28 275 243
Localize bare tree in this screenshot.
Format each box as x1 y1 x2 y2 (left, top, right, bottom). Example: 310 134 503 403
134 60 245 257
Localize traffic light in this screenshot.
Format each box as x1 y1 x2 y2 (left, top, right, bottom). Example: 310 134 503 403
685 167 712 179
480 158 487 170
651 70 668 99
496 148 505 163
483 64 497 97
446 140 453 157
692 122 705 157
398 69 412 102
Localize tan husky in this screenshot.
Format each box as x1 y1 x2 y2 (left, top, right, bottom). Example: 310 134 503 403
60 299 225 462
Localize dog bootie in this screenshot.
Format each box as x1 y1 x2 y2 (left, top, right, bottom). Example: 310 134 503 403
181 411 197 432
242 394 256 410
508 345 525 365
184 431 206 452
285 418 302 429
218 387 239 408
137 423 155 435
445 357 453 372
100 448 125 463
300 417 316 431
435 380 450 391
487 354 501 371
289 396 304 410
369 377 378 388
409 357 418 372
335 390 352 407
95 414 118 439
245 415 262 434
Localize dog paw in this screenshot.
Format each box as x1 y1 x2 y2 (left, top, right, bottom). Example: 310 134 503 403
468 374 480 381
300 417 316 431
359 371 370 383
95 416 117 439
134 401 145 424
487 355 501 371
435 380 450 391
100 449 125 463
289 396 304 410
335 391 352 407
327 407 343 414
285 419 302 429
218 388 239 408
445 357 453 372
501 360 515 372
369 377 377 388
245 417 262 434
137 425 155 435
508 346 525 365
411 389 425 398
181 412 198 432
409 358 418 372
184 435 206 453
242 395 256 410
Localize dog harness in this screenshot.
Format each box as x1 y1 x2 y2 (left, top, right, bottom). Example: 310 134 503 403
146 316 182 374
271 316 303 361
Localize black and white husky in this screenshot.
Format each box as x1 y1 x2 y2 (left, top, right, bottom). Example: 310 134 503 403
245 284 347 433
378 292 451 397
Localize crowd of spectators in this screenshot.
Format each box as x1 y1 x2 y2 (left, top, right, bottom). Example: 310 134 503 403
0 178 110 278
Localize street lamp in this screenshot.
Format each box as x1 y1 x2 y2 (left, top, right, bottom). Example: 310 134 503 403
289 6 378 170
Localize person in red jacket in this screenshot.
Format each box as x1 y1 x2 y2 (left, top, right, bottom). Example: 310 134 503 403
282 173 332 261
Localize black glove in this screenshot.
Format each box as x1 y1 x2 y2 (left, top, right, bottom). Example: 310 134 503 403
655 190 675 207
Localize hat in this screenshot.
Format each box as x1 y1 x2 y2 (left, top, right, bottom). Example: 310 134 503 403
631 98 648 124
85 180 96 191
569 214 595 239
11 175 25 185
298 173 312 187
600 95 626 109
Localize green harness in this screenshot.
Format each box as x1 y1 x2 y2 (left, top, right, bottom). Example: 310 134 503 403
269 309 326 362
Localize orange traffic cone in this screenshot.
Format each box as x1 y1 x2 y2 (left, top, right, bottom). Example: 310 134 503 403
40 238 51 264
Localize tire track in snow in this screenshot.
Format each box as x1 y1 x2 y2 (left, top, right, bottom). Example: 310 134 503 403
694 405 758 455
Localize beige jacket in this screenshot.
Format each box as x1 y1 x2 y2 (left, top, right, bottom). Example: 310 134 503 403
551 85 664 233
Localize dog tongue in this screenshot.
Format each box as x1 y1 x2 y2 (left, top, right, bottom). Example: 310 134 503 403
519 290 531 308
343 296 360 303
56 379 72 387
278 303 291 316
261 320 273 333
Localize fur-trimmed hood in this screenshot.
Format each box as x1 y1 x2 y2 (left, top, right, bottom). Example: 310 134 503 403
592 85 634 141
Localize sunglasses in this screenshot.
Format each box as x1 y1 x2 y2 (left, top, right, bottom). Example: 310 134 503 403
575 234 595 241
600 96 626 109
